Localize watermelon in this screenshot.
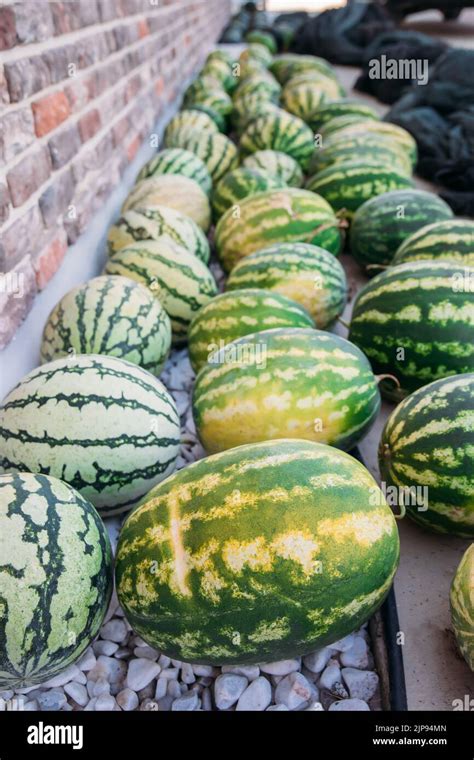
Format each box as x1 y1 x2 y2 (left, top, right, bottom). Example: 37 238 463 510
167 131 238 184
231 96 281 135
211 167 286 220
270 54 338 85
0 472 113 688
188 288 314 373
206 49 235 68
233 72 281 104
325 120 418 166
226 242 347 328
306 161 414 217
188 102 227 133
215 188 343 273
320 113 378 138
309 99 380 133
183 76 225 105
239 43 273 68
185 90 233 124
308 134 413 177
40 275 172 375
201 58 235 91
281 76 345 122
107 205 210 263
136 148 212 195
451 544 474 671
379 374 474 538
121 175 211 231
193 328 380 454
0 355 181 515
393 219 474 267
163 110 219 145
245 30 277 54
105 240 218 344
350 190 454 275
115 438 399 664
349 261 474 401
241 150 303 187
240 108 315 170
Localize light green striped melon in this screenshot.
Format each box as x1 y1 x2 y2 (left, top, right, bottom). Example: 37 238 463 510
121 175 211 232
451 544 474 670
188 288 314 372
0 472 113 688
239 43 273 68
270 54 338 85
226 242 347 328
393 219 474 267
187 102 227 133
320 113 378 138
240 109 315 170
211 167 286 220
0 356 181 515
245 30 277 54
163 110 219 145
136 148 212 195
185 90 233 123
309 99 380 132
193 328 380 454
349 261 474 401
105 240 218 344
308 134 413 177
107 205 210 263
183 76 226 106
40 275 172 375
379 374 474 538
325 120 418 166
231 96 281 135
241 150 304 187
215 188 343 273
168 131 238 184
232 72 281 104
116 438 399 664
281 75 345 122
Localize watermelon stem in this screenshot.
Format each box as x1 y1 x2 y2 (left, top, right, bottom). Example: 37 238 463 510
376 373 400 389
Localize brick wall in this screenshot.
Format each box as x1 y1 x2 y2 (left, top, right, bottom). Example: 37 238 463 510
0 0 231 349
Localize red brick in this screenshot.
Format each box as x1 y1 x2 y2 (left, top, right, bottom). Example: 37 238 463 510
78 108 101 142
0 183 11 225
0 107 35 164
48 124 81 169
7 146 51 207
112 115 130 147
125 73 142 103
34 227 68 290
1 205 45 270
154 77 164 97
39 168 75 227
0 6 17 50
138 19 149 38
32 91 70 137
126 134 140 163
64 74 95 113
4 56 51 102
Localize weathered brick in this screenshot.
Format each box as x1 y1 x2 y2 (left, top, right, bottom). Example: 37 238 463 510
50 1 82 35
43 43 77 86
12 2 55 45
137 18 149 38
78 0 101 27
7 146 51 207
99 0 124 23
91 59 120 99
48 123 81 169
4 56 51 102
34 227 68 290
38 168 75 227
126 134 140 163
0 255 38 350
78 108 101 142
0 64 9 105
114 23 140 50
75 31 109 69
32 90 70 137
71 132 114 183
1 205 45 270
64 73 95 113
0 6 16 50
125 73 142 103
0 183 11 226
112 114 130 147
0 107 35 164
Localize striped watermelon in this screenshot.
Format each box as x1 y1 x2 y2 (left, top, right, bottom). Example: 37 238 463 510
239 43 273 68
308 134 413 177
393 219 474 267
0 472 113 688
306 161 414 217
325 121 418 166
215 188 343 273
183 76 225 105
115 438 399 664
211 167 286 220
206 50 235 68
185 90 233 123
168 131 238 184
226 243 347 328
122 175 211 231
163 110 219 145
40 275 172 375
320 113 378 138
188 102 227 133
451 545 474 671
188 288 314 372
245 30 277 54
241 150 303 187
193 328 380 454
233 72 281 104
270 54 338 85
379 374 474 538
281 75 345 122
105 240 218 344
240 109 315 170
309 99 380 133
0 355 181 515
231 96 281 135
136 148 212 195
350 190 454 274
349 261 474 401
107 205 210 263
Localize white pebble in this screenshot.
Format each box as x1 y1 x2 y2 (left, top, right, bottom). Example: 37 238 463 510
160 667 179 680
140 699 159 711
23 700 39 711
126 659 160 691
340 637 369 669
154 677 168 700
76 647 96 672
181 663 195 684
64 682 88 707
37 689 67 711
192 664 218 678
260 659 300 676
94 640 119 657
274 672 317 711
84 698 97 711
171 692 199 711
221 664 260 680
202 687 212 711
305 700 324 711
43 665 80 688
116 688 139 711
319 661 341 691
0 690 13 701
158 655 171 669
157 695 173 711
133 646 159 661
303 647 334 674
266 704 289 711
214 674 248 710
92 677 110 698
331 634 357 652
95 694 116 711
167 680 181 699
88 656 126 686
73 670 87 685
329 698 370 711
100 619 128 643
137 684 154 700
236 677 272 712
342 668 379 701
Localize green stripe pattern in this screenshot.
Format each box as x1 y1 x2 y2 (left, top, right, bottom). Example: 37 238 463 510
0 355 181 515
270 54 339 84
240 109 315 170
188 288 314 372
309 99 380 132
215 188 342 273
324 120 418 165
450 545 474 671
231 96 281 135
232 73 281 104
211 167 286 220
308 134 413 177
137 148 212 195
193 328 380 454
105 240 218 344
121 175 211 232
166 130 238 184
350 189 453 274
163 109 219 145
379 374 474 537
40 275 172 376
116 438 399 664
281 75 345 122
226 242 347 328
241 150 304 187
349 261 474 401
0 472 112 688
393 219 474 267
